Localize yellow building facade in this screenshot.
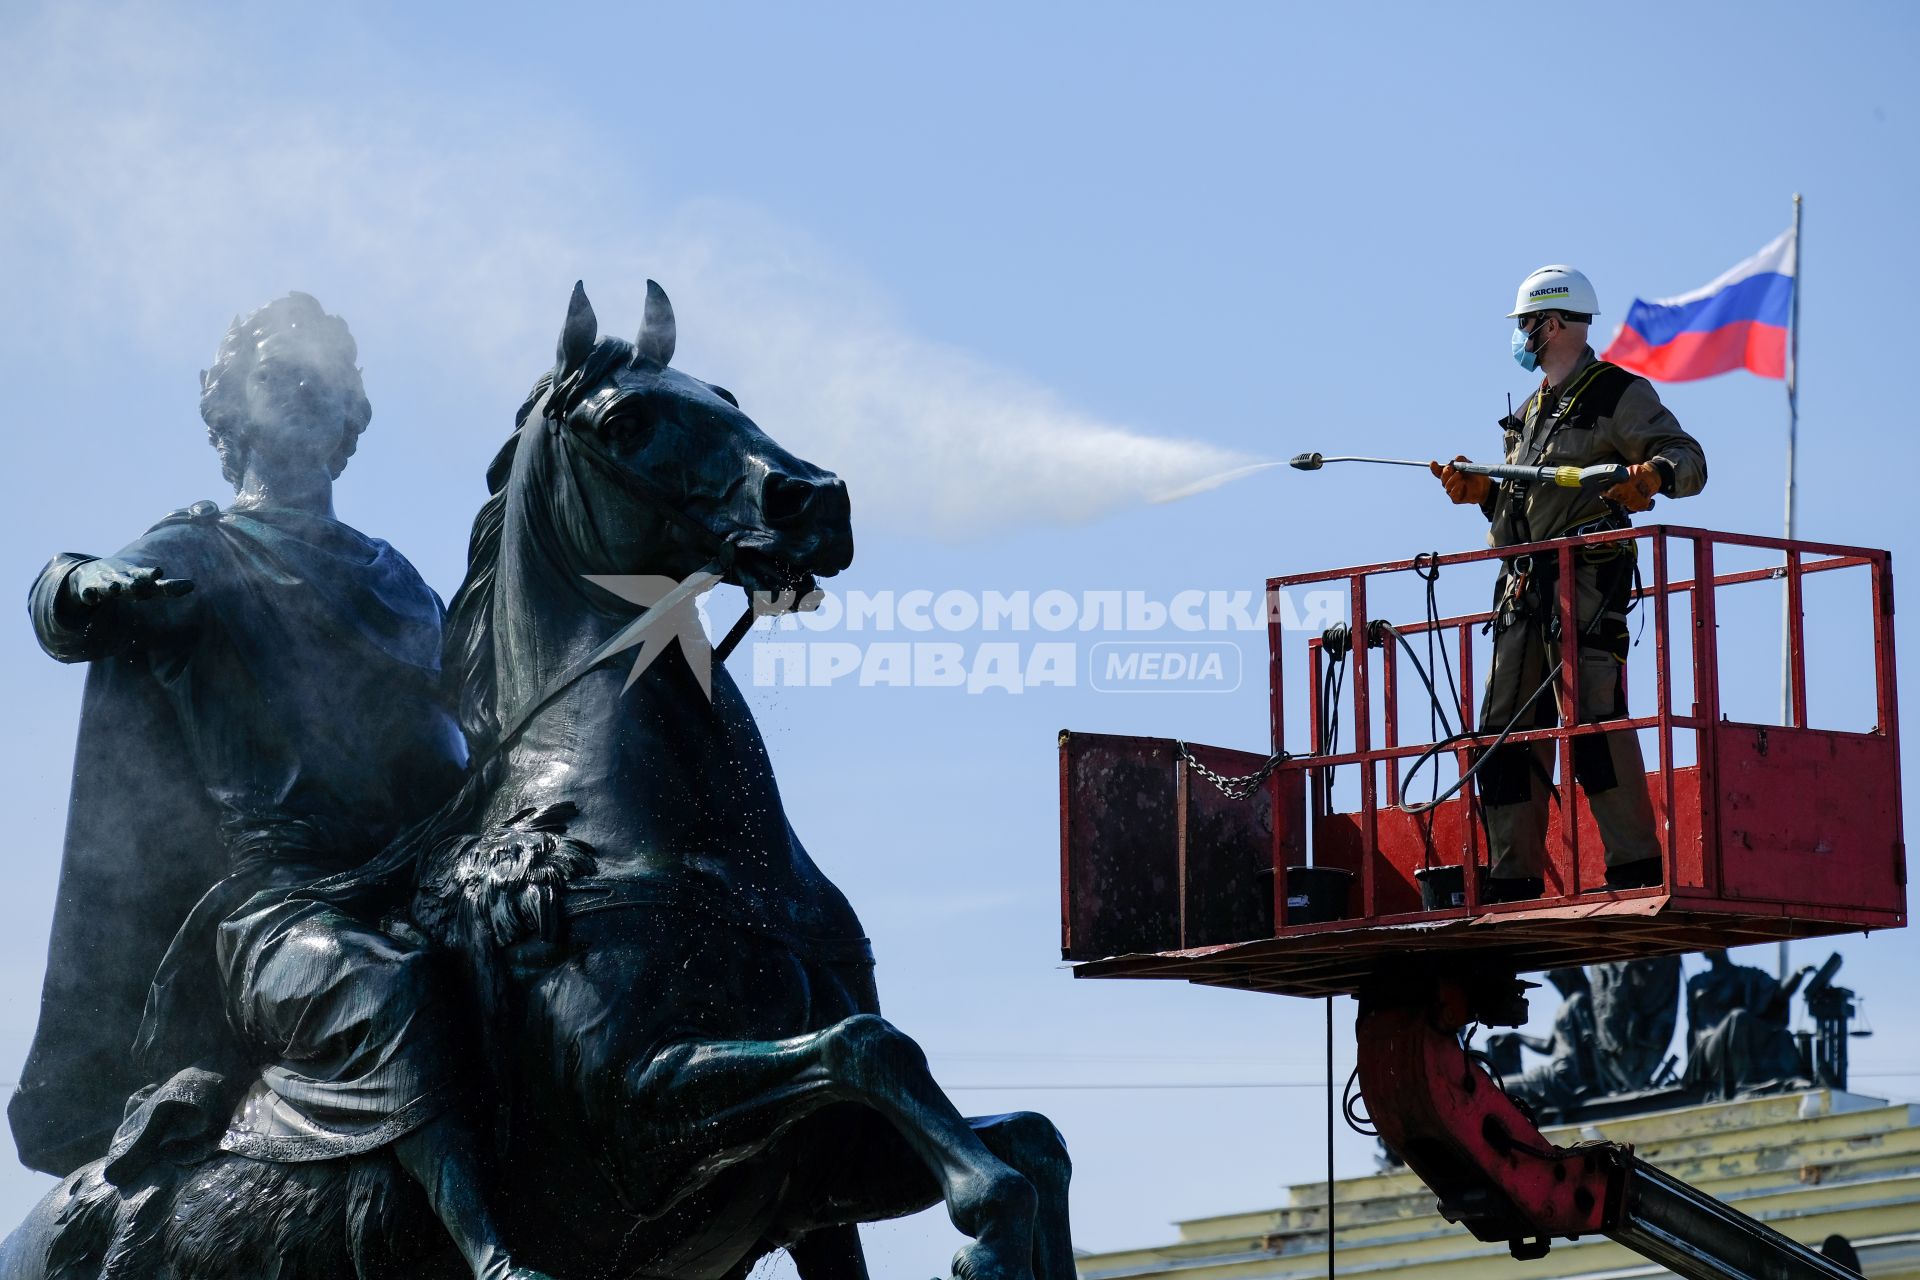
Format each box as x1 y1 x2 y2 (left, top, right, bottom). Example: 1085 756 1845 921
1075 1090 1920 1279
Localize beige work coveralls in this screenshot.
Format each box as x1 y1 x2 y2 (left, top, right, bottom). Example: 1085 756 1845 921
1478 347 1708 881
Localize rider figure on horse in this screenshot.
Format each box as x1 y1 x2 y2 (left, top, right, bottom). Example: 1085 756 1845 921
13 294 556 1280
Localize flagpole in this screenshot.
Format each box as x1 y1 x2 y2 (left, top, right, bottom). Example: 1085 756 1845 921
1778 192 1802 981
1782 194 1802 715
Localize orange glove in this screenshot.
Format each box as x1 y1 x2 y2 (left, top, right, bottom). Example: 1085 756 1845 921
1601 462 1662 513
1429 455 1492 506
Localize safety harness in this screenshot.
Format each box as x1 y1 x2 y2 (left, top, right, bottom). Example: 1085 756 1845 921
1494 359 1638 548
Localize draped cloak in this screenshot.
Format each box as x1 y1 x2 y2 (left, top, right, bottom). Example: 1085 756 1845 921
10 502 465 1177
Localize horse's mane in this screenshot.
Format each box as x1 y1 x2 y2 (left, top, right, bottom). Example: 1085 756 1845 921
444 339 644 750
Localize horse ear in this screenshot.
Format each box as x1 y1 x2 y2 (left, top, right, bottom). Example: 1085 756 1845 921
556 281 597 380
635 280 676 367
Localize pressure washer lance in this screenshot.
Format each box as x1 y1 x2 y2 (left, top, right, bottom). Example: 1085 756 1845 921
1289 452 1629 491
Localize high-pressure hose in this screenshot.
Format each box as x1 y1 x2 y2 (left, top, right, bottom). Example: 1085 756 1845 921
1387 549 1640 816
1377 552 1558 815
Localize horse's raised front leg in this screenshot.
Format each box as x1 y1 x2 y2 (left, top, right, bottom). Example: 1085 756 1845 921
970 1113 1073 1280
625 1015 1036 1280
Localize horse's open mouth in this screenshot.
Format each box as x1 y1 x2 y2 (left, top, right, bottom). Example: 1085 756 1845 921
730 547 829 610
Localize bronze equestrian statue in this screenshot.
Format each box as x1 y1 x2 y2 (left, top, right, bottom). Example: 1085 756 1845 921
1 283 1074 1280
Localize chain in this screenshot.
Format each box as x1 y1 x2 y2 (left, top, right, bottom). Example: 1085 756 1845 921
1177 619 1344 802
1176 741 1292 802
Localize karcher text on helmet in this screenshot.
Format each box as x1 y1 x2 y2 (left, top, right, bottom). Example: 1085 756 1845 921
1508 265 1599 319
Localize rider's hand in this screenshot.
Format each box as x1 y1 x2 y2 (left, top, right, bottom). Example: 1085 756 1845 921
1429 455 1492 506
64 558 194 610
1601 461 1662 513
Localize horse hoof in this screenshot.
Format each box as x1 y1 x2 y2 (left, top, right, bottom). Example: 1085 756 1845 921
951 1241 1027 1280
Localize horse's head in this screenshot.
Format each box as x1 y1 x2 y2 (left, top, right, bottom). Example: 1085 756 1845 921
536 280 852 598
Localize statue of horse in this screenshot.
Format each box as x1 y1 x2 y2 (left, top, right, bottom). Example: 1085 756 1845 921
0 283 1073 1280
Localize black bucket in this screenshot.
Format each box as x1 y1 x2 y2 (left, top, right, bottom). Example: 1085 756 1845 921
1284 866 1354 924
1415 865 1471 911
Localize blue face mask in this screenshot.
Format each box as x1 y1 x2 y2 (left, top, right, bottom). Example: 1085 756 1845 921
1512 319 1546 372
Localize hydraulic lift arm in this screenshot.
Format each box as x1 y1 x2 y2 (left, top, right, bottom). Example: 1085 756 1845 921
1354 966 1862 1280
1617 1158 1861 1280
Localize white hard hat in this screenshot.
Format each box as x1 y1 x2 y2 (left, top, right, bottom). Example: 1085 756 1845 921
1508 265 1599 318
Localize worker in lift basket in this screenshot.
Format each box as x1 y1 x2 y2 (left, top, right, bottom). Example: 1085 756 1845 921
1428 265 1708 903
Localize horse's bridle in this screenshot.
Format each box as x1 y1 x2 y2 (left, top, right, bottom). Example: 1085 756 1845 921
485 389 763 756
552 389 740 571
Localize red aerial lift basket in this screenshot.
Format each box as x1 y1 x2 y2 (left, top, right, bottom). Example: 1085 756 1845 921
1060 525 1906 997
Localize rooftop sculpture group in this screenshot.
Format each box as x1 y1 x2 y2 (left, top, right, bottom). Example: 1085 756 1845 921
1490 949 1862 1122
0 286 1075 1280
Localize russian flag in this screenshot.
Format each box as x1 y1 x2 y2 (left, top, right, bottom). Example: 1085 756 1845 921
1601 230 1796 381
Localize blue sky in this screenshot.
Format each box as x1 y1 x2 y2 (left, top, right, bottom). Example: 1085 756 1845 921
3 1 1918 1273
